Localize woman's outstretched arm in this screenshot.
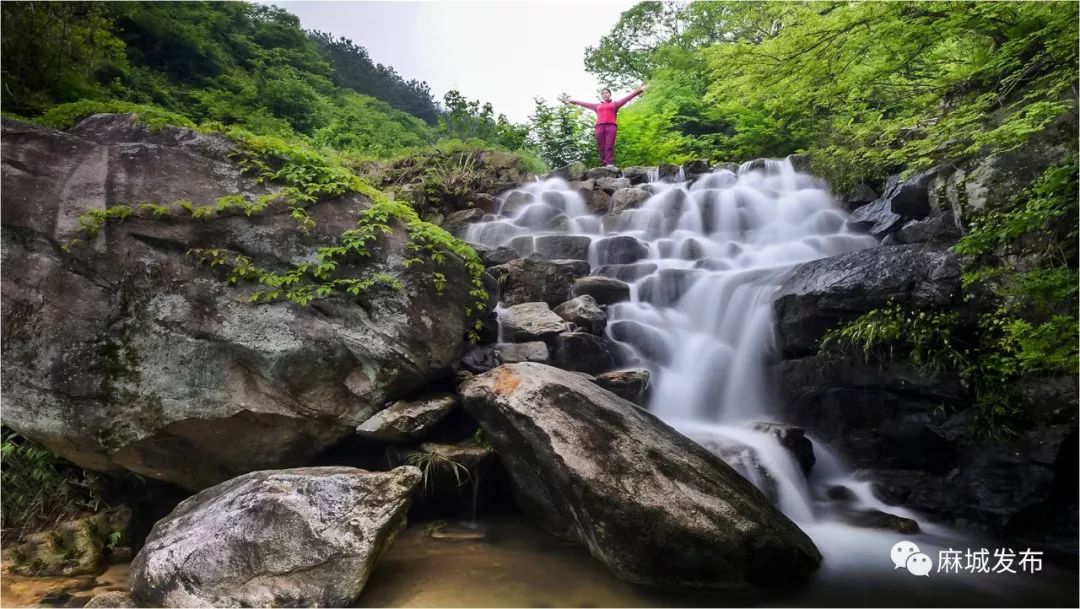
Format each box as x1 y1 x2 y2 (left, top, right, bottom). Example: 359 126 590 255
614 84 647 108
565 99 598 110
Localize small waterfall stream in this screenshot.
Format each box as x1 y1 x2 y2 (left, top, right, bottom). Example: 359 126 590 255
463 160 1072 597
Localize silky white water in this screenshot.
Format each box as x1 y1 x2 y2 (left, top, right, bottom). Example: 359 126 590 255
465 160 983 568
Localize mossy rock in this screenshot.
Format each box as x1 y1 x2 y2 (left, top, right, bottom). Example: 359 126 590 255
8 507 131 577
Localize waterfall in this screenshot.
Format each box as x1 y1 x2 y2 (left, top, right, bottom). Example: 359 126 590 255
465 161 952 544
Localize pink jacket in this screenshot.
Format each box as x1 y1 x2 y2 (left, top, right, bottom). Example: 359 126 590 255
569 88 644 125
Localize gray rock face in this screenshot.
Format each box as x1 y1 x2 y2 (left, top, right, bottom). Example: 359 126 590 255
620 167 655 185
888 165 954 219
130 466 420 608
461 345 501 373
595 176 632 193
1 115 472 490
458 363 821 589
552 332 615 374
508 234 591 261
496 341 550 364
595 262 658 282
638 268 705 307
609 188 651 213
839 183 879 212
772 244 961 357
553 294 606 335
594 235 649 265
442 208 485 237
499 302 568 342
593 369 650 406
477 244 520 267
750 422 816 477
487 258 590 306
846 197 903 238
586 166 621 180
356 393 458 442
882 211 962 246
572 276 630 305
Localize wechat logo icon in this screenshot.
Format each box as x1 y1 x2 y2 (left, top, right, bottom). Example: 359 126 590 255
891 540 933 576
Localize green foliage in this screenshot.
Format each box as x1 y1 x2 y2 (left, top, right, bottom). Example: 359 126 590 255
527 96 597 167
36 100 195 131
404 450 471 496
1 426 106 538
955 160 1078 263
585 1 1078 189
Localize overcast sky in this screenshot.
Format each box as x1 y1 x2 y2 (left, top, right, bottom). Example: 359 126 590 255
271 1 638 122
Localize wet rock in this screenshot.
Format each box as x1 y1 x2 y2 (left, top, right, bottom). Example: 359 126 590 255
508 234 591 261
889 165 955 219
881 211 962 246
713 162 739 173
595 176 632 193
657 163 681 181
696 437 780 505
839 183 878 212
621 167 655 185
385 442 496 518
608 320 672 366
593 369 650 406
846 197 904 238
487 258 590 307
586 166 621 180
459 363 822 589
595 262 658 282
585 188 612 215
552 331 615 374
499 302 568 342
839 508 920 534
478 245 520 267
548 161 587 182
553 294 606 335
461 345 501 373
356 393 458 442
773 244 961 357
130 467 420 607
785 154 810 172
1 115 473 491
515 205 568 232
750 422 816 477
500 191 534 216
496 341 550 364
594 235 649 265
637 268 705 307
466 193 498 214
442 208 486 237
609 188 651 213
571 276 630 305
826 485 857 502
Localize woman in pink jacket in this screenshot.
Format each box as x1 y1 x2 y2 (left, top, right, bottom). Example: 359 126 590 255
566 84 647 167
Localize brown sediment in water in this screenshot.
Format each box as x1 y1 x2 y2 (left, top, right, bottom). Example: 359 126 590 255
359 517 671 608
0 562 129 608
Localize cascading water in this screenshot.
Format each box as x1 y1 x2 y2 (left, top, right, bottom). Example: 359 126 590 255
464 160 1072 599
466 160 886 519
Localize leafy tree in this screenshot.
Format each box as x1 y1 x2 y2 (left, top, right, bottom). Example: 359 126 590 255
527 96 596 167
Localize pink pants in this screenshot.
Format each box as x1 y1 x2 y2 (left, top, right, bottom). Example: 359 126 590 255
595 123 617 166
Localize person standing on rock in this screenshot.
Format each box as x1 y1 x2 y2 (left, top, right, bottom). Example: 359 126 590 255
565 84 647 168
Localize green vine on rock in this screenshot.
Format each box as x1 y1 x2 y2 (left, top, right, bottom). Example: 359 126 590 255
64 119 488 341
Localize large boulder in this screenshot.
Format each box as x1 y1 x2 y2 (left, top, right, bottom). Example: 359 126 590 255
458 363 821 589
593 235 650 265
130 466 420 607
571 276 630 305
772 244 961 357
551 331 615 374
499 301 568 342
487 257 589 306
592 369 650 406
553 294 606 335
1 115 472 490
